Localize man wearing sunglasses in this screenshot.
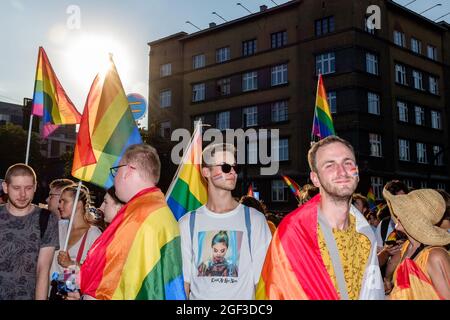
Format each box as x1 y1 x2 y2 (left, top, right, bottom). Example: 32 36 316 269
179 143 272 300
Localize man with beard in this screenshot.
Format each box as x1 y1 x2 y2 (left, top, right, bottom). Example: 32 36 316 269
0 164 59 300
179 143 272 300
257 136 384 300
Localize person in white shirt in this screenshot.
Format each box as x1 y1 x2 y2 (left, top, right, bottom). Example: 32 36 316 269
179 143 272 300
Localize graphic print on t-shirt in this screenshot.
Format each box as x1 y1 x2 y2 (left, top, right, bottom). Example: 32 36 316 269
196 230 242 278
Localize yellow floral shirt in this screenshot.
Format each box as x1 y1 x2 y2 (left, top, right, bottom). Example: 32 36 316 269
318 214 371 300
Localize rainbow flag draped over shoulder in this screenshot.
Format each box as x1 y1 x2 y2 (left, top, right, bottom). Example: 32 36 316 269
282 175 301 199
166 121 207 221
312 74 335 140
80 187 186 300
32 47 81 137
367 187 376 210
71 55 142 188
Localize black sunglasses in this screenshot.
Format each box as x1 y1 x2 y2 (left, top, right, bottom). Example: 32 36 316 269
208 163 240 174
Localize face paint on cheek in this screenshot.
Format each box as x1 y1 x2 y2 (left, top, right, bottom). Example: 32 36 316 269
349 166 359 177
212 173 224 181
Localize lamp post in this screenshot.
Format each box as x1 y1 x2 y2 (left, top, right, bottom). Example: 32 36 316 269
212 12 227 22
419 3 442 15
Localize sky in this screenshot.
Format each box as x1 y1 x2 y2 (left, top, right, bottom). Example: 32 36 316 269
0 0 449 129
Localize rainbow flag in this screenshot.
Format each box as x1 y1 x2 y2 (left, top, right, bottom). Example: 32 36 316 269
312 74 335 140
282 175 301 199
32 47 81 138
80 187 186 300
166 121 207 221
367 187 376 210
71 55 142 189
247 184 254 197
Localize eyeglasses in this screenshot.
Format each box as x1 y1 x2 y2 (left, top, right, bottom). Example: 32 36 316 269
110 164 136 177
206 163 240 174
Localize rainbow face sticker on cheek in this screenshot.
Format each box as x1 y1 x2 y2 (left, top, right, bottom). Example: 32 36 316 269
349 166 359 177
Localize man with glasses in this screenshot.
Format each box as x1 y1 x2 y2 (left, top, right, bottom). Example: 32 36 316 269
179 143 272 300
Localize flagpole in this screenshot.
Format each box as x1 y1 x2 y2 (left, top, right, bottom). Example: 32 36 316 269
25 114 34 165
63 180 83 251
165 120 202 200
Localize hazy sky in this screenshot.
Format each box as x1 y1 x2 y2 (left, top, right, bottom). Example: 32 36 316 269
0 0 448 127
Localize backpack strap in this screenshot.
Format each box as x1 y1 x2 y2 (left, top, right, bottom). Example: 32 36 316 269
189 211 196 265
39 208 51 239
244 205 252 261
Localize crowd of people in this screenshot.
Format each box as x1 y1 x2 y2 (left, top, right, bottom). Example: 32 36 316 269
0 136 448 300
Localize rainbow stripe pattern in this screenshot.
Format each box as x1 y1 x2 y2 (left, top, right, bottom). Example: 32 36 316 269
32 47 81 137
80 187 186 300
282 175 301 199
166 122 207 221
367 187 376 210
312 74 335 140
247 184 254 197
71 55 142 189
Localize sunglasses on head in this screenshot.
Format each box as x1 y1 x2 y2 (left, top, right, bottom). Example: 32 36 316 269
208 163 240 174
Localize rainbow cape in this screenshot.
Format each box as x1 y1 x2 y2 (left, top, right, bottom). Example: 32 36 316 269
312 74 335 140
32 47 81 137
282 175 301 199
80 187 186 300
71 55 142 189
166 121 207 221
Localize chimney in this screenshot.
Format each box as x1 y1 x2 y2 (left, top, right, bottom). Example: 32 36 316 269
260 5 268 12
209 22 216 28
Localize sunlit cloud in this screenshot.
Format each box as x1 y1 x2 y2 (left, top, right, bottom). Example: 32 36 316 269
47 24 69 45
10 0 25 11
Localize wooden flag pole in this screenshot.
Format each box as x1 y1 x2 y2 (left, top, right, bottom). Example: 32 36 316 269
63 180 83 251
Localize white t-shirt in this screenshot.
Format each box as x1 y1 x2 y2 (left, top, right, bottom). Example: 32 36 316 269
179 204 272 300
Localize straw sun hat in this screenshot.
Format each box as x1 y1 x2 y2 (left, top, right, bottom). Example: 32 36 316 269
383 188 450 246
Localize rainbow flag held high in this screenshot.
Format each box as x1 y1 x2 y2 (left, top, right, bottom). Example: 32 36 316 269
311 74 335 141
247 184 254 197
80 187 186 300
71 55 142 189
32 47 81 138
282 175 301 200
166 121 207 221
367 187 376 210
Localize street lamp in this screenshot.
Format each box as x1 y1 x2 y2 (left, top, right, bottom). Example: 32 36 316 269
185 21 201 31
404 0 417 7
434 12 450 21
237 3 252 14
419 3 442 15
212 12 227 22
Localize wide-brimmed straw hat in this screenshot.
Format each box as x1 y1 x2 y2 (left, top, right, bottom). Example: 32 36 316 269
383 188 450 246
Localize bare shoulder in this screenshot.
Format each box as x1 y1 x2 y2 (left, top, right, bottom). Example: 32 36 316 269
428 247 450 263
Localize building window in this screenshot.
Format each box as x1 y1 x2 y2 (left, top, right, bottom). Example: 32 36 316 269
315 16 335 36
411 38 422 54
242 39 257 56
414 106 425 126
431 110 441 130
272 180 288 202
159 89 171 108
273 138 289 161
216 111 230 130
427 45 437 60
243 106 258 127
397 101 408 122
429 76 439 95
328 91 337 114
271 101 288 122
371 176 384 200
393 30 406 47
416 142 427 163
369 133 382 157
366 53 379 75
368 92 380 115
193 54 205 69
412 70 424 90
399 139 410 161
271 30 287 48
433 145 444 166
364 17 376 34
395 64 407 85
271 64 288 86
242 71 258 91
437 182 446 190
160 63 172 77
420 181 428 189
316 52 335 75
217 78 231 96
192 83 205 102
160 121 171 139
247 139 258 164
216 47 230 63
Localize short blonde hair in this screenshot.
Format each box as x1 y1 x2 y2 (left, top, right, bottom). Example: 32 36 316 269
202 143 236 167
5 163 37 185
122 144 161 184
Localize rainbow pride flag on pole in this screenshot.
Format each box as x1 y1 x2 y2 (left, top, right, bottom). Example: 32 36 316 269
80 187 186 300
247 184 254 197
71 54 142 189
32 47 81 137
166 121 207 221
367 187 376 210
282 175 301 200
311 74 335 141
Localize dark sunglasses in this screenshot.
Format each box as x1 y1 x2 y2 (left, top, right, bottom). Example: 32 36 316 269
208 163 240 174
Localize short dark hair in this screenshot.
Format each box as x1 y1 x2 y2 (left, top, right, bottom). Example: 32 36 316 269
307 136 355 173
385 180 409 195
239 195 267 214
352 193 369 209
5 163 37 185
